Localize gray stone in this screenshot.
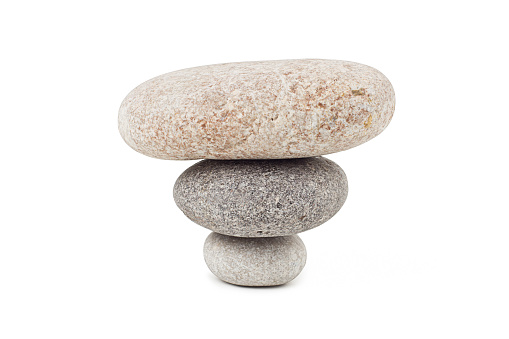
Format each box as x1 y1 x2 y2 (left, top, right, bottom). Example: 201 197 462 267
203 232 307 286
173 156 348 237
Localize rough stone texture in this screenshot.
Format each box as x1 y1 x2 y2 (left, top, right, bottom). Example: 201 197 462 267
119 59 395 160
174 156 348 237
204 232 307 286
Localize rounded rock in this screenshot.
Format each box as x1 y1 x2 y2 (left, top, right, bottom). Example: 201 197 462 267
204 232 307 286
173 156 348 237
119 59 395 160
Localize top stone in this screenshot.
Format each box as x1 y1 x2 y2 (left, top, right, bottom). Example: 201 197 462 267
119 59 395 160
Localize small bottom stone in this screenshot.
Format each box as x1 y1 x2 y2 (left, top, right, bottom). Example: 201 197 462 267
203 232 307 286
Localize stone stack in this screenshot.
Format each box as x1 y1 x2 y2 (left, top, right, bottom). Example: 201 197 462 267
118 59 395 286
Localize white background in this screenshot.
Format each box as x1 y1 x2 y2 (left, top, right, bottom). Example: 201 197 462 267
1 1 508 338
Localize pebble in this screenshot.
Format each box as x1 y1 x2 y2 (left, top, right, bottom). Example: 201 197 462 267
203 232 307 286
173 156 348 237
119 59 395 160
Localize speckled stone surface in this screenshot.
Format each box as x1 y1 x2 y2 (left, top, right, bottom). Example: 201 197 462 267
204 232 306 286
174 156 348 237
119 59 395 160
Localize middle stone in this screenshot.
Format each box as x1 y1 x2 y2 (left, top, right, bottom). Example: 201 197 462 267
173 156 348 237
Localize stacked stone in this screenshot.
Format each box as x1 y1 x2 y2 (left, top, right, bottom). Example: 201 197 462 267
118 59 395 286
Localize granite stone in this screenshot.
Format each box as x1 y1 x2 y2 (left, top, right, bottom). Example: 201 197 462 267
119 59 395 160
203 232 307 286
173 156 348 237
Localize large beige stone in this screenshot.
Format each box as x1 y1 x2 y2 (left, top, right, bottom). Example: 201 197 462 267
119 59 395 160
